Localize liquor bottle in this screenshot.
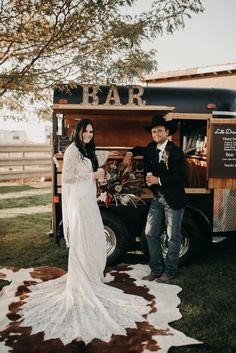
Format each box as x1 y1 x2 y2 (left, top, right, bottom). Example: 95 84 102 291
196 135 202 155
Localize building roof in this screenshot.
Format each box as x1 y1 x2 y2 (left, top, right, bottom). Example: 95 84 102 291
144 63 236 83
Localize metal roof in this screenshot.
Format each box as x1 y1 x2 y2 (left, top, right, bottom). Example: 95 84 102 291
144 63 236 83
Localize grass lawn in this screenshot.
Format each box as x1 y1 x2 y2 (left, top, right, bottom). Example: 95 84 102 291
0 185 35 194
169 235 236 353
0 214 68 270
0 184 235 353
0 193 52 209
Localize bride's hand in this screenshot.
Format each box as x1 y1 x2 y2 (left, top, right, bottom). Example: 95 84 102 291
94 169 105 180
94 168 105 180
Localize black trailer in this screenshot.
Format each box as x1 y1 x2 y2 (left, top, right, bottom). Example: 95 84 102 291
51 85 236 265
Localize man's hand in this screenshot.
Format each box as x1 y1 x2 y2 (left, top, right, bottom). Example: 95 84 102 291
122 152 132 167
146 175 160 186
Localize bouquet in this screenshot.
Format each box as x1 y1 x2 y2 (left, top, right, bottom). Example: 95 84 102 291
97 159 145 208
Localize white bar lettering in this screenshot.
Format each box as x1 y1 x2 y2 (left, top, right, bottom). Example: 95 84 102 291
127 85 146 106
81 84 99 105
105 85 121 106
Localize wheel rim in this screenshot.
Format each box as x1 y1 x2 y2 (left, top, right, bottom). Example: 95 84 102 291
179 228 190 258
161 230 190 258
104 226 117 257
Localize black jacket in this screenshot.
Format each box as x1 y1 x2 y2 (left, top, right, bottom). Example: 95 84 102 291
131 140 187 209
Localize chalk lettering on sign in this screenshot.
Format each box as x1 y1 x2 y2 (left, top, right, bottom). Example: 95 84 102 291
226 128 236 134
210 123 236 178
214 128 225 134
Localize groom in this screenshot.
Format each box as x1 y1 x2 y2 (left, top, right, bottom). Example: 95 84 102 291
123 115 187 283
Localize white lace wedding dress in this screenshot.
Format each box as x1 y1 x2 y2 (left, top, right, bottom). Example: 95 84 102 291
19 143 149 345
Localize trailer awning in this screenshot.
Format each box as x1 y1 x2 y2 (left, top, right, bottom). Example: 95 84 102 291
52 104 175 115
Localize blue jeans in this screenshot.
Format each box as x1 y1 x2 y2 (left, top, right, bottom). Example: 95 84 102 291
145 196 184 277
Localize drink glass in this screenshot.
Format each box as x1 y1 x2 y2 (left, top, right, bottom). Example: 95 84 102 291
97 168 107 185
146 172 153 186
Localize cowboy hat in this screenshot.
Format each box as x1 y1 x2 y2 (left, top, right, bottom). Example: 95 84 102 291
144 115 177 136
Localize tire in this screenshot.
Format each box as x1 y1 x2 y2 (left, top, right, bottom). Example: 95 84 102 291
179 216 202 265
101 212 129 266
141 216 202 266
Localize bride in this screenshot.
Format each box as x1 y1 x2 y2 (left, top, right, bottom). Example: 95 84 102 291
20 119 150 345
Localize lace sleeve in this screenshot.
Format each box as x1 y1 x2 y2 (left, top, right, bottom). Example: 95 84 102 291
62 144 94 247
62 144 94 184
96 150 109 167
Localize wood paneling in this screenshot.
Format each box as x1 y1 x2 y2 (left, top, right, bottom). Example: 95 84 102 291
208 178 236 189
64 113 162 147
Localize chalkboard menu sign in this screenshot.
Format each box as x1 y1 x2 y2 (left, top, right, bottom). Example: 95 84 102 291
58 135 70 153
209 123 236 178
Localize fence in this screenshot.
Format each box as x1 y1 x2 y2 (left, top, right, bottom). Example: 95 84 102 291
0 145 51 181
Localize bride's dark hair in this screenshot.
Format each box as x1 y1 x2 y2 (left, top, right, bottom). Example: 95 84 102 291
71 119 98 171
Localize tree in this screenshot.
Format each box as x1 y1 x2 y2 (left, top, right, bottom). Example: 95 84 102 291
0 0 204 118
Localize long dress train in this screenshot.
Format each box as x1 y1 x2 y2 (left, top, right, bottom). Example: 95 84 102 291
19 143 150 345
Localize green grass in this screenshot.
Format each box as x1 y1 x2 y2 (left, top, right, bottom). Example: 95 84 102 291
0 184 235 353
0 193 52 209
0 185 34 194
0 214 68 270
168 236 236 353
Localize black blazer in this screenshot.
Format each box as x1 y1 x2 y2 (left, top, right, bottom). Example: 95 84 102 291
131 140 187 209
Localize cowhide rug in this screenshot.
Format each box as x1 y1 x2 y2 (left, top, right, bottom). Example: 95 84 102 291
0 264 201 353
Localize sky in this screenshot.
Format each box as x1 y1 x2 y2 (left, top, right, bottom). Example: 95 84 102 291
134 0 236 72
1 0 236 142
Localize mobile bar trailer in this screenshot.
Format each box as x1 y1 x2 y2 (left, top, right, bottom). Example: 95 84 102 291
51 85 236 265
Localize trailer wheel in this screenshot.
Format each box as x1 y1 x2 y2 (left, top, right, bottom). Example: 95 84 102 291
101 212 129 266
140 230 149 263
179 216 202 264
141 216 202 266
